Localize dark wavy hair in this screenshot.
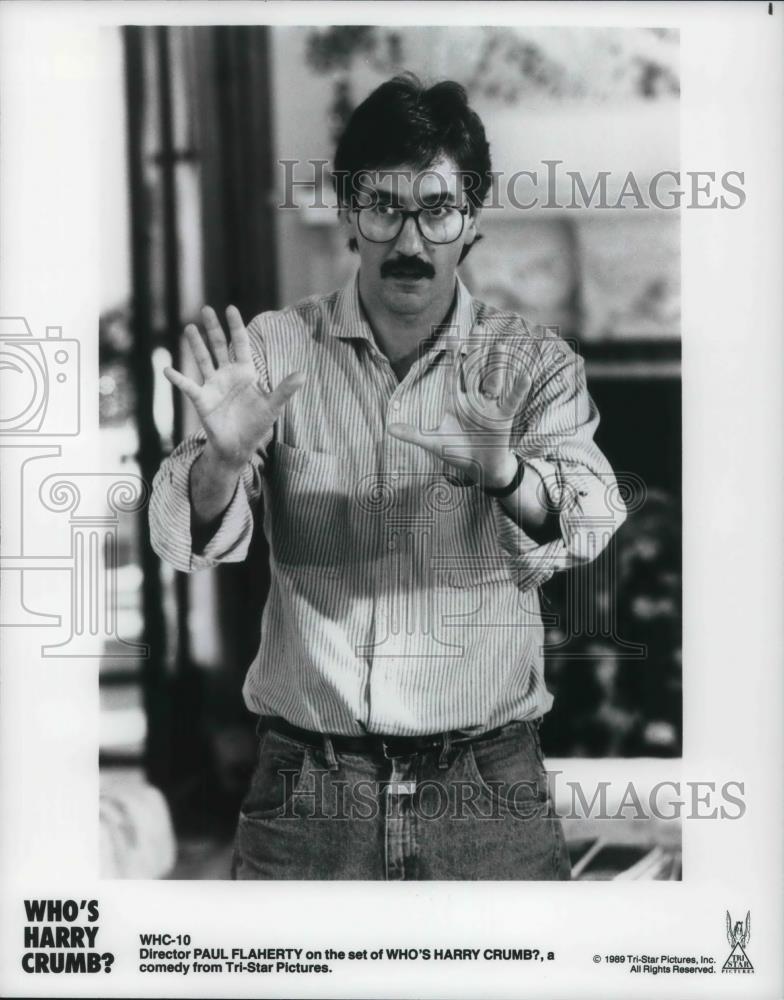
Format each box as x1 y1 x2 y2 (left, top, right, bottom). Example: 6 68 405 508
333 74 491 262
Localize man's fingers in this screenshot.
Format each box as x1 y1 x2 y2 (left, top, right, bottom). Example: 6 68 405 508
201 305 230 366
481 346 506 402
387 422 439 455
163 366 201 403
225 305 252 364
465 320 490 357
460 323 495 402
183 323 215 380
266 371 307 413
498 368 532 418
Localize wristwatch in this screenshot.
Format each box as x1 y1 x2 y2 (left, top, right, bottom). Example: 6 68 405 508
483 455 526 499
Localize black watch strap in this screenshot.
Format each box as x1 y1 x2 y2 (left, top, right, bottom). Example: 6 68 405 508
483 456 525 499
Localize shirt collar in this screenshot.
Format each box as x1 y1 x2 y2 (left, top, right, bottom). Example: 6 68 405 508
449 273 475 356
331 272 375 343
330 271 475 356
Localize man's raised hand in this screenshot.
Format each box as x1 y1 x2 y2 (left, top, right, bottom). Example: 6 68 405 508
164 305 305 471
388 327 531 490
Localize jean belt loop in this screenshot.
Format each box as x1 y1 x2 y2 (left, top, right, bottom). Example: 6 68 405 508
437 732 452 770
321 733 339 772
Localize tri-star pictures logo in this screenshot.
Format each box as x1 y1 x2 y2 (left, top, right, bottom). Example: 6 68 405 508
722 910 753 973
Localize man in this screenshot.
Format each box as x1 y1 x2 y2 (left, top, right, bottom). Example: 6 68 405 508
150 75 625 880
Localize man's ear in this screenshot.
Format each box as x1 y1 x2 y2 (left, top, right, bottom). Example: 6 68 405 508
464 206 482 246
338 204 357 236
337 205 359 254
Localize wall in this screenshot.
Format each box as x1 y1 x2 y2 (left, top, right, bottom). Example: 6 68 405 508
269 25 681 347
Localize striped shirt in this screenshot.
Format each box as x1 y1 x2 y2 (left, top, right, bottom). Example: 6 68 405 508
149 274 625 736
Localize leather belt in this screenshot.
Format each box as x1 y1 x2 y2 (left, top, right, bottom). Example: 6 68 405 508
260 715 533 759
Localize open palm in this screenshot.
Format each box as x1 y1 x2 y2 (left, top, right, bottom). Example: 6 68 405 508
388 329 531 489
164 305 305 469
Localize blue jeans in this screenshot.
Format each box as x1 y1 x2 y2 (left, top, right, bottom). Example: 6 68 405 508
231 719 571 880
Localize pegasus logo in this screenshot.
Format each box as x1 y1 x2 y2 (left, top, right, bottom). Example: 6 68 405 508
726 911 750 949
722 910 753 973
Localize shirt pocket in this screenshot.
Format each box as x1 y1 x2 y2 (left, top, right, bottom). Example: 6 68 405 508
267 441 346 576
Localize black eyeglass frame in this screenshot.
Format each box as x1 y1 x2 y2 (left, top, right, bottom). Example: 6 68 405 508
354 205 471 245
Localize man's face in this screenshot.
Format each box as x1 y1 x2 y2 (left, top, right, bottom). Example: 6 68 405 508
344 155 480 317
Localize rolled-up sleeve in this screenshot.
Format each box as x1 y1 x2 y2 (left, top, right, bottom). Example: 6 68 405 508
493 335 627 591
149 434 264 573
148 312 271 573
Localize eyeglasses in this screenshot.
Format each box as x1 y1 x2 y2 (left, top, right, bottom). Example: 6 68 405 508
355 204 470 245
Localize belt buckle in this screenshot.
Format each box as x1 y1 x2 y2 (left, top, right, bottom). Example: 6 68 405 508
382 733 443 759
381 737 400 759
381 735 422 759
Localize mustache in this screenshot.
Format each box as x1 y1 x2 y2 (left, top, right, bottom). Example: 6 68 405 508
381 256 435 280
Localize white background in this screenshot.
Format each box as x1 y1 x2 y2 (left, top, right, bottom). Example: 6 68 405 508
0 2 782 998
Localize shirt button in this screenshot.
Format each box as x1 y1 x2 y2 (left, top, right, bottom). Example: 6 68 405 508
391 400 401 412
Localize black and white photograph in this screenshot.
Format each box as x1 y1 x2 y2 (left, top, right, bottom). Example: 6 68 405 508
99 22 682 883
0 2 781 998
